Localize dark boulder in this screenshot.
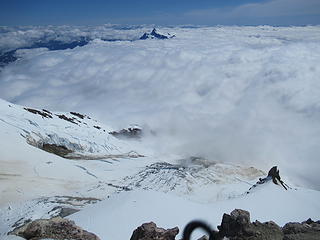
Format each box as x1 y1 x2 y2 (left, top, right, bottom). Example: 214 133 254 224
218 209 250 237
217 209 283 240
130 222 179 240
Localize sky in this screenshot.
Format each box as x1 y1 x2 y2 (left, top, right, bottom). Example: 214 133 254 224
0 0 320 26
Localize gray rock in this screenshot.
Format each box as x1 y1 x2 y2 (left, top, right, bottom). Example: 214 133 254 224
130 222 179 240
247 220 283 240
218 209 251 237
11 217 100 240
283 221 320 240
283 222 310 234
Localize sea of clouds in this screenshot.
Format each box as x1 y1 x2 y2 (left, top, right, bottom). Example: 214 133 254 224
0 25 320 189
0 24 152 52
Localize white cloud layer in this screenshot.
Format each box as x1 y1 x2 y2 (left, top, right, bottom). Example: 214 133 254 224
0 25 149 52
1 25 320 189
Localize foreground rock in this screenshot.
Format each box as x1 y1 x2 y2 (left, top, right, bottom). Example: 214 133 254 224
216 209 320 240
282 219 320 240
130 222 179 240
217 209 283 240
132 209 320 240
11 217 100 240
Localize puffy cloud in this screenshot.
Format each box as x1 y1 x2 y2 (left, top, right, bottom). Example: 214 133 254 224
0 25 149 52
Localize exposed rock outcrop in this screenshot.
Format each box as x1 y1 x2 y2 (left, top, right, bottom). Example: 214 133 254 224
42 143 73 157
214 209 319 240
267 166 288 190
24 108 53 119
248 166 289 193
11 217 100 240
130 222 179 240
217 209 283 239
145 209 320 240
109 125 143 139
282 219 320 240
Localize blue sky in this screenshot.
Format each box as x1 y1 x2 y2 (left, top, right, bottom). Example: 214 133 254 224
1 0 320 26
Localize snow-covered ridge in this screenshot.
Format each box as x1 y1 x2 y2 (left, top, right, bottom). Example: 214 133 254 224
0 98 140 159
139 28 175 40
123 159 265 202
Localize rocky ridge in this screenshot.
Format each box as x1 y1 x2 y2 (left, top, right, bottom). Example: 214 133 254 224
131 209 320 240
10 208 319 240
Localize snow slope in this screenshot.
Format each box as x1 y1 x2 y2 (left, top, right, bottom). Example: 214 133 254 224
0 98 150 207
70 184 320 240
0 98 157 237
0 98 137 156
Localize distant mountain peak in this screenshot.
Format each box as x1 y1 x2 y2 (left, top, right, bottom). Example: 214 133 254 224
140 28 175 40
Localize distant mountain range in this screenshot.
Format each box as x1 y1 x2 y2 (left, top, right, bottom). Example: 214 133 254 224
0 28 175 68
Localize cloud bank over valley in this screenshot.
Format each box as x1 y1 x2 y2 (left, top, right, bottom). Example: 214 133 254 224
1 25 320 189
